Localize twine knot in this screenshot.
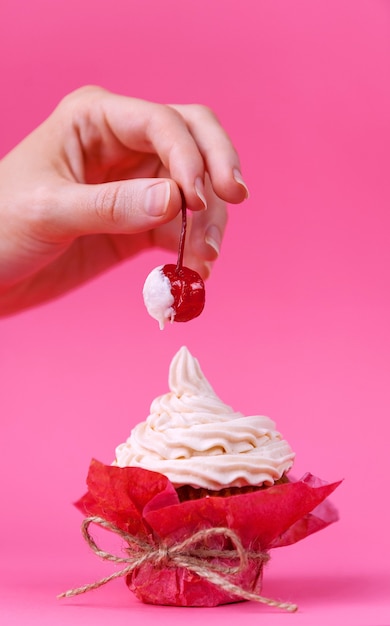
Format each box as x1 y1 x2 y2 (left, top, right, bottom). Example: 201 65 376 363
153 544 170 567
58 516 297 612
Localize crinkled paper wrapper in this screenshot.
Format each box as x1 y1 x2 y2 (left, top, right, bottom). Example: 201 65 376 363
75 459 341 607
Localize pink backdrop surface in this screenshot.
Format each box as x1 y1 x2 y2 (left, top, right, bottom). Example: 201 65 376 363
1 1 389 624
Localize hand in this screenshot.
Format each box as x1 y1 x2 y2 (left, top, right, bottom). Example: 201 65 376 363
0 86 248 315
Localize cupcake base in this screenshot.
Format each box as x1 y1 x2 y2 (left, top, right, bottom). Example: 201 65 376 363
175 475 290 502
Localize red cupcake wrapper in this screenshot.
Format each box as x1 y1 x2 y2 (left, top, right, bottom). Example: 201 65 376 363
68 459 341 608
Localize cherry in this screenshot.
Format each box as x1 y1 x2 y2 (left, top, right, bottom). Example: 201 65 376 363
143 192 206 328
160 264 205 323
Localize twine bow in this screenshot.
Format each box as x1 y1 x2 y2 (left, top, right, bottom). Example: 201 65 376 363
58 516 297 612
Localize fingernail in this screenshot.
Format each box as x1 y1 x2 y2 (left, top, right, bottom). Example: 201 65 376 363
194 177 208 210
145 181 171 216
205 224 221 255
233 168 250 198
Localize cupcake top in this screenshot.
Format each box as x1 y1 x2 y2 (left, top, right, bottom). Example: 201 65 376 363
114 346 295 490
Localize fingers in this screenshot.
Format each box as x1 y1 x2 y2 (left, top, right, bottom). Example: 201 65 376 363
171 103 250 204
151 176 228 280
51 178 183 238
183 178 228 279
58 175 227 279
62 87 249 212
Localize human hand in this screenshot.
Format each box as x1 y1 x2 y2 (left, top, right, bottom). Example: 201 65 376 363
0 86 248 316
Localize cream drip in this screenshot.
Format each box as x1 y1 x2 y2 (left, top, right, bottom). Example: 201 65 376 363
143 266 175 330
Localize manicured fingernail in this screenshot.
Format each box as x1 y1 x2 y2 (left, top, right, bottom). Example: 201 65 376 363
205 224 221 255
194 177 208 210
233 168 250 198
145 181 171 216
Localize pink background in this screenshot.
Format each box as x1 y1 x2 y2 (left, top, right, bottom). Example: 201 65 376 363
1 1 389 624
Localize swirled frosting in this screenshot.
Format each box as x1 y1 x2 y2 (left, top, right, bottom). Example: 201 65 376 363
114 346 295 489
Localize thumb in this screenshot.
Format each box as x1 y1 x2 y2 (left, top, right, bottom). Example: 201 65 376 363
57 178 181 236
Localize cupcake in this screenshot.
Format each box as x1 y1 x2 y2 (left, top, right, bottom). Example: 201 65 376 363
114 346 295 501
65 347 340 609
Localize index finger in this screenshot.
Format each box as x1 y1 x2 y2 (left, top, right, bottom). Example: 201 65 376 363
97 90 210 210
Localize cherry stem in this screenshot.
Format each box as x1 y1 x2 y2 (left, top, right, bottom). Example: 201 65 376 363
176 189 187 274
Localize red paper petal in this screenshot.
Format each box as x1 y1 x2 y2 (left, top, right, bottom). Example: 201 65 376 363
75 459 179 535
143 475 340 548
271 474 341 547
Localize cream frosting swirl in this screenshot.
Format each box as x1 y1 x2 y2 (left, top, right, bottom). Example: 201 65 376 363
114 346 295 489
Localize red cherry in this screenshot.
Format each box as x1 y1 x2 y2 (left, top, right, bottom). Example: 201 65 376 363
143 190 207 327
162 264 205 323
